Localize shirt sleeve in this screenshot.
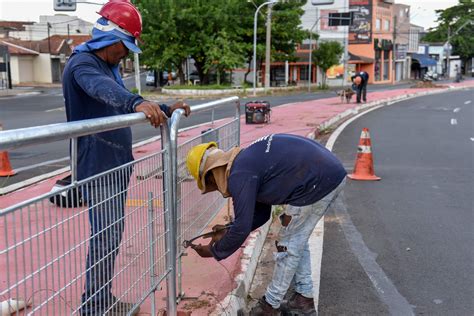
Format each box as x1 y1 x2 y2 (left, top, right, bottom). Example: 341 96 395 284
72 59 144 113
211 174 259 261
252 202 271 230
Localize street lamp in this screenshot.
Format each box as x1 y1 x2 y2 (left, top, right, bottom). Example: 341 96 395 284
253 0 278 96
307 16 321 92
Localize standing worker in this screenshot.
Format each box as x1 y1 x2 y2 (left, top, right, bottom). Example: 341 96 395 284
351 71 369 103
186 134 346 315
62 2 190 315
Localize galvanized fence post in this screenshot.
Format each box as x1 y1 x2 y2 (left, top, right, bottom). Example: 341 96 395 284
161 123 177 316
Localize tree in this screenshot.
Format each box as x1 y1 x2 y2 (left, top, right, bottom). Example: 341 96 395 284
204 31 246 85
423 0 474 69
311 41 344 87
135 0 308 85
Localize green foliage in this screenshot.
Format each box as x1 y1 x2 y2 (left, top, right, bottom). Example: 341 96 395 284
133 0 307 85
311 41 344 86
423 1 474 60
130 87 139 94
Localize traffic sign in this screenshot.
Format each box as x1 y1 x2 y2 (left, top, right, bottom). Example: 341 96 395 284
54 0 76 12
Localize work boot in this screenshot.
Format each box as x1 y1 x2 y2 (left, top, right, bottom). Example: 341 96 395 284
281 292 316 316
249 296 281 316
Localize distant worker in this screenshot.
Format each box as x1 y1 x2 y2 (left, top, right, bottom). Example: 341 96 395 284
186 134 346 315
62 1 190 315
351 71 369 103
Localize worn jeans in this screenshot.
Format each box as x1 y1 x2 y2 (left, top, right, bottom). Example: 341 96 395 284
81 176 130 314
356 82 367 103
265 179 346 308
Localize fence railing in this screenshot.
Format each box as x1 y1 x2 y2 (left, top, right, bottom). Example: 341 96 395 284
0 96 240 315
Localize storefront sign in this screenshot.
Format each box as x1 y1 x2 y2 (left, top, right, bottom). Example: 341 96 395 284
349 0 372 44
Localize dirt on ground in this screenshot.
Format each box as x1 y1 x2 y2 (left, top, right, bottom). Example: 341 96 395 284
410 81 448 89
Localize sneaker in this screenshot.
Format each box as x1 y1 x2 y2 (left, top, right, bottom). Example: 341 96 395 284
249 296 281 316
281 292 316 316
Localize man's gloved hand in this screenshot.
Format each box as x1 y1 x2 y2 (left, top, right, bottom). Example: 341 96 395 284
190 243 213 258
170 101 191 117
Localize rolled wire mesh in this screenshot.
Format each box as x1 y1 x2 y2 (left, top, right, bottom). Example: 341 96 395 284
0 149 169 315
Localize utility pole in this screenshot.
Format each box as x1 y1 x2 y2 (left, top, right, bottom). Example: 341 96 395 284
446 26 451 78
264 4 273 91
47 23 52 55
134 39 141 94
392 15 397 83
308 7 320 92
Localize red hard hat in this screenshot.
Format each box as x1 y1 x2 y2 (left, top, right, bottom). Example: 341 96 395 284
97 1 142 39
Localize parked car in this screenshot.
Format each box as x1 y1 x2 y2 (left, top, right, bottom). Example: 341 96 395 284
146 71 155 86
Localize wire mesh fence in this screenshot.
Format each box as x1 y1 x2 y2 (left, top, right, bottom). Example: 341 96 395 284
0 150 169 315
176 120 240 254
0 96 240 315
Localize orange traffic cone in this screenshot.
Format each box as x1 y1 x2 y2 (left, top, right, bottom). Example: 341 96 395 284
0 124 16 177
348 128 380 181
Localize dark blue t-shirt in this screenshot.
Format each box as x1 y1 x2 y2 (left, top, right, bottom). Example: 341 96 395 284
211 134 347 260
62 52 168 180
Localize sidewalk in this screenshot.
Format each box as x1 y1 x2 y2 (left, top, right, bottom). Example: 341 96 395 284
0 80 473 315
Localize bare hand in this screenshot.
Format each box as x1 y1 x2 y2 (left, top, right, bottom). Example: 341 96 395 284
190 243 214 258
170 101 191 117
135 101 168 128
211 224 228 243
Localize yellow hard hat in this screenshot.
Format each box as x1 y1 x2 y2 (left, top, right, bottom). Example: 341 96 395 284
186 142 218 190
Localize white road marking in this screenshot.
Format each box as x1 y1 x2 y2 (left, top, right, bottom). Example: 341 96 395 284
470 138 474 142
453 107 461 113
45 107 64 112
451 118 457 125
465 100 471 105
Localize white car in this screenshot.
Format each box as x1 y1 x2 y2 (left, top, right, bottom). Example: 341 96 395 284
146 71 155 86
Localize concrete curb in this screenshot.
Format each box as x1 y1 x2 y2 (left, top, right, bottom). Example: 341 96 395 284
212 84 473 315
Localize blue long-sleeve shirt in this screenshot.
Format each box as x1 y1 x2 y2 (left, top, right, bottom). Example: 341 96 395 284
211 134 347 260
62 52 169 180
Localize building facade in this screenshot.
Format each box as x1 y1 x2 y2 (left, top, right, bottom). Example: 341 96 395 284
8 15 92 41
392 3 411 81
348 0 394 84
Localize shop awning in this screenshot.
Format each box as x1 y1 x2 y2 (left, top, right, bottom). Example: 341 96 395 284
411 54 437 67
348 52 374 64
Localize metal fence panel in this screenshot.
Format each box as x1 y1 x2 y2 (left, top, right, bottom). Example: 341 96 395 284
176 119 240 250
0 149 169 315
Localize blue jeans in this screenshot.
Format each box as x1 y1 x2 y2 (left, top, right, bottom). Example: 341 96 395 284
265 179 346 308
81 176 129 314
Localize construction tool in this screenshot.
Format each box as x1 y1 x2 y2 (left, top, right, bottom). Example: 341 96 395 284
182 223 233 248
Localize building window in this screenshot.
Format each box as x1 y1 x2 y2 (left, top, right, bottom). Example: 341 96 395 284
383 50 390 80
375 50 381 81
300 66 309 81
376 18 381 30
384 20 390 31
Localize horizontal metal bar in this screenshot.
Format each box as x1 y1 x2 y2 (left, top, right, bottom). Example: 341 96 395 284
187 96 239 114
0 112 148 151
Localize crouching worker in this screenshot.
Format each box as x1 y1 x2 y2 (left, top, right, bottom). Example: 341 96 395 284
351 71 369 103
186 133 346 315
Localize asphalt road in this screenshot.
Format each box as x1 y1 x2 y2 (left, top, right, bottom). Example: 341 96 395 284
319 89 473 315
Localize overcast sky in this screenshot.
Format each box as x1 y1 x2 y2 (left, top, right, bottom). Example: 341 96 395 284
0 0 459 29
